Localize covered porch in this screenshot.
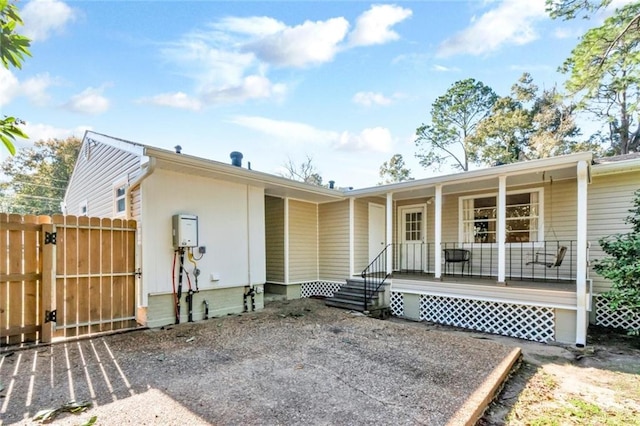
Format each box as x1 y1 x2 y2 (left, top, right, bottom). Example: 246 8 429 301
347 152 593 345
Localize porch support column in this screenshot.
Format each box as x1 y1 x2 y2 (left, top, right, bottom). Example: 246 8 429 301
386 192 393 275
284 197 289 285
497 175 507 284
576 160 589 347
434 184 443 279
349 198 355 277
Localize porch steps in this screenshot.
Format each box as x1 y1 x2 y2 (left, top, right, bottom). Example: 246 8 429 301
325 277 386 312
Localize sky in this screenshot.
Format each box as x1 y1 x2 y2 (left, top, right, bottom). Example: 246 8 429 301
0 0 628 188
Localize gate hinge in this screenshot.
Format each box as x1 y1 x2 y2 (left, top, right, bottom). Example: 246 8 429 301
45 309 57 323
44 232 57 245
134 268 142 278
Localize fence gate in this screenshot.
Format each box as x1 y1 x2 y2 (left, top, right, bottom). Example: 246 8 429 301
1 214 138 346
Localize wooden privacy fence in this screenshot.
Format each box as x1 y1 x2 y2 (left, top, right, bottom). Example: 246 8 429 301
1 214 137 346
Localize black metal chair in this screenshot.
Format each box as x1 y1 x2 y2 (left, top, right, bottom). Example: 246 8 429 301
526 246 567 268
443 248 471 275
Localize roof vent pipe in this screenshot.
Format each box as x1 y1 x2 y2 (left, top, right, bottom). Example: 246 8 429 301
174 145 182 154
329 180 335 189
230 151 243 167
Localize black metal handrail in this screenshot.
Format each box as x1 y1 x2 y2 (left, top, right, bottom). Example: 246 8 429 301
361 243 392 311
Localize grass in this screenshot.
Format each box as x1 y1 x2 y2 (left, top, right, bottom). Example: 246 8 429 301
506 368 640 426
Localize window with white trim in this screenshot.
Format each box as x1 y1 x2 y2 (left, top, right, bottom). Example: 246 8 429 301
113 178 128 217
460 188 542 243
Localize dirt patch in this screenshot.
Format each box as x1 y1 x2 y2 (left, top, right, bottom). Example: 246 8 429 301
0 298 515 425
476 325 640 425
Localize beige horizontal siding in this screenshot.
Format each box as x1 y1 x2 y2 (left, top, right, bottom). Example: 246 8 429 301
265 196 285 282
319 200 349 281
588 171 640 294
288 200 318 282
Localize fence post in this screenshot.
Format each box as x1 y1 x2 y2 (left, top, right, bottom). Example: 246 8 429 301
41 222 56 343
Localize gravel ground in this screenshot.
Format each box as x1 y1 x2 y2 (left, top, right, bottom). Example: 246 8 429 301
0 298 517 426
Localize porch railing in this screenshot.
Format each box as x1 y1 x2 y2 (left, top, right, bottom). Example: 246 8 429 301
361 244 392 311
392 240 578 282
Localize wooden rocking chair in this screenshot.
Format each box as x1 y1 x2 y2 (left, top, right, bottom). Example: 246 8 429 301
526 246 567 268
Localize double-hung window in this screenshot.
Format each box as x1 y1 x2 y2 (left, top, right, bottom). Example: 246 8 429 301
460 189 542 244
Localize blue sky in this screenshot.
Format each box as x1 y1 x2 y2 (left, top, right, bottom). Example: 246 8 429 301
0 0 627 188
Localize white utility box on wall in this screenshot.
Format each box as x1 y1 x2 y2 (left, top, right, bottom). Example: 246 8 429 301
172 214 198 249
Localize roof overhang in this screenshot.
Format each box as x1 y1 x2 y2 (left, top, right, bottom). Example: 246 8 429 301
347 152 594 201
144 147 345 204
592 156 640 177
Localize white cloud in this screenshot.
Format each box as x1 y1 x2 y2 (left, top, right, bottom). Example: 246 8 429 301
437 0 547 57
23 122 90 143
161 5 410 105
230 115 335 144
553 27 583 40
138 92 203 111
348 4 412 47
245 17 349 67
0 69 56 107
231 116 395 154
335 127 393 153
64 87 110 115
20 0 76 42
21 73 56 106
352 91 393 107
202 75 286 105
432 64 460 72
213 16 286 37
0 68 20 106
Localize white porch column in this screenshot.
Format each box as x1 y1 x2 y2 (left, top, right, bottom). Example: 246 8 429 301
284 197 289 285
576 160 589 347
386 192 393 275
349 198 355 277
497 175 507 284
434 184 443 279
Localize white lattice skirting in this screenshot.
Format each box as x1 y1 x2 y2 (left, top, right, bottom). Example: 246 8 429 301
418 295 556 343
390 292 404 317
300 281 343 298
595 296 640 332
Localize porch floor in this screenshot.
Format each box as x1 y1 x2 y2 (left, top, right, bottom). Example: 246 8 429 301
390 271 577 292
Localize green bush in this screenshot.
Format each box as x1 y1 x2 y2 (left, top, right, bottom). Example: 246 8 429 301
593 189 640 335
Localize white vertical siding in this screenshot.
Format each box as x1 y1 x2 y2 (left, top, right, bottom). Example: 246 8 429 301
265 196 285 282
65 140 141 218
288 200 319 282
588 170 640 294
319 200 350 281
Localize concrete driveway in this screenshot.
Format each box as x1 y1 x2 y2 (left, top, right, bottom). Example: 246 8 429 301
0 298 520 425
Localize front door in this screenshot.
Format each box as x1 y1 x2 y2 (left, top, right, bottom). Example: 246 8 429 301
399 205 426 271
368 203 386 262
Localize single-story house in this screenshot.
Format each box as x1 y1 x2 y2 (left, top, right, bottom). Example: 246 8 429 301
64 131 640 346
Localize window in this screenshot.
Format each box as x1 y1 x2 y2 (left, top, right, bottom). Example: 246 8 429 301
79 200 88 216
113 178 128 217
460 189 542 243
404 211 423 241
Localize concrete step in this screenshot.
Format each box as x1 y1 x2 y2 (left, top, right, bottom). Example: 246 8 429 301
325 298 379 311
